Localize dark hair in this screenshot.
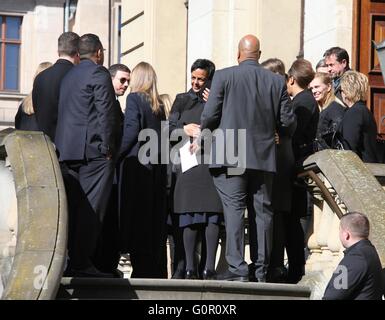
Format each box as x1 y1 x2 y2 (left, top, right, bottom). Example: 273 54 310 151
287 58 315 89
109 64 131 78
340 212 370 239
79 33 103 59
323 47 350 69
261 58 286 76
316 59 327 70
191 59 216 80
58 31 79 57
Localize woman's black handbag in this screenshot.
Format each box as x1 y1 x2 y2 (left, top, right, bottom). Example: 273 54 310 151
313 130 345 152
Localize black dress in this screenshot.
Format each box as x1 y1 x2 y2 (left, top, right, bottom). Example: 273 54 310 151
119 93 168 278
169 91 222 227
14 102 39 131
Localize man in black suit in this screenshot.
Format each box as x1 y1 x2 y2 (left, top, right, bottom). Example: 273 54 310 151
93 63 130 275
32 31 80 142
199 35 296 282
55 34 120 277
323 212 384 300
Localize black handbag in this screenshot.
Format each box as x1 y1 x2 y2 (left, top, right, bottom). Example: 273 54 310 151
313 128 345 152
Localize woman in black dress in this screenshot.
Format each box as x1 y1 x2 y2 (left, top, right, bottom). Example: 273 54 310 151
169 59 223 279
119 62 168 278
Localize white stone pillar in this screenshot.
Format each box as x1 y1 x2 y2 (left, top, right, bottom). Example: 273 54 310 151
304 0 353 68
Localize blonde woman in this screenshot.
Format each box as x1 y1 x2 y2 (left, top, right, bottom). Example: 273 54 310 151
119 62 168 278
309 72 346 146
14 61 52 130
338 71 378 162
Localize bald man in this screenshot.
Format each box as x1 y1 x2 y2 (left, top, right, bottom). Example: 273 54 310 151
200 35 296 282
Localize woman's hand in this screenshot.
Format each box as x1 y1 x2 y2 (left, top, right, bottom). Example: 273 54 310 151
184 123 201 137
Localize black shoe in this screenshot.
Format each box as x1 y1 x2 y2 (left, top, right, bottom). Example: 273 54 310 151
202 269 217 280
217 269 248 282
254 277 266 283
267 266 288 283
172 269 185 279
185 270 198 279
68 266 115 278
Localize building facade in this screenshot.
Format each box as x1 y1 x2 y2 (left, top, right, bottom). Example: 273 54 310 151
0 0 122 130
1 0 384 135
120 0 384 136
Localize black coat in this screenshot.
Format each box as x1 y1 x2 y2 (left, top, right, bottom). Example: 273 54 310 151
317 101 346 137
339 101 379 163
291 89 319 161
323 239 384 300
14 102 39 131
201 60 296 172
32 59 74 142
55 59 119 161
169 91 222 214
118 93 168 278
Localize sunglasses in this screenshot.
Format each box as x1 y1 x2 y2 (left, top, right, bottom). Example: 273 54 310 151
119 78 129 84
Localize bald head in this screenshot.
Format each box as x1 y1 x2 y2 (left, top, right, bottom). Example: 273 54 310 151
238 35 261 63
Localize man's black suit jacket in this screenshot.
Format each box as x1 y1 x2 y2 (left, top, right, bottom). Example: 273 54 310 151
32 59 74 142
55 59 119 161
323 239 384 300
201 59 296 173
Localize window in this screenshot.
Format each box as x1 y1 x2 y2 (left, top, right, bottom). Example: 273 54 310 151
0 15 22 91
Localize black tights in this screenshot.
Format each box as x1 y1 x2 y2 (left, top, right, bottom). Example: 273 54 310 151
183 223 219 271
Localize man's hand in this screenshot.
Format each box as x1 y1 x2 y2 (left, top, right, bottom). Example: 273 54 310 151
202 88 210 102
184 123 201 138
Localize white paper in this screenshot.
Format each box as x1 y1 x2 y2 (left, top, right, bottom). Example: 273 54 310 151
179 140 198 173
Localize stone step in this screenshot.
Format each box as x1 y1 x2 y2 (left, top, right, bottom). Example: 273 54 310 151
57 278 311 300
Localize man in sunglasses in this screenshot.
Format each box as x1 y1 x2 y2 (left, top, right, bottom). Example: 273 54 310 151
108 63 131 150
109 64 131 97
93 63 131 276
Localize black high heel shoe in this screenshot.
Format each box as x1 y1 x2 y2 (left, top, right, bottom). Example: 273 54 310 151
185 270 198 279
202 269 217 280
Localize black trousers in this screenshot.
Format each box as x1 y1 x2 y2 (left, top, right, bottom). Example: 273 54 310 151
61 157 115 271
212 168 274 279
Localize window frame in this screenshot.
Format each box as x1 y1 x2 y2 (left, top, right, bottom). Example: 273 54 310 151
0 14 22 92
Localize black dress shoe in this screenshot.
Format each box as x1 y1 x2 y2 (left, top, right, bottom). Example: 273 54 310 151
202 269 217 280
217 269 248 282
69 266 115 278
254 277 266 283
185 270 198 279
172 269 185 279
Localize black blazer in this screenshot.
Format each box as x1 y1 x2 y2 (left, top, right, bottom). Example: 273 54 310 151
339 101 379 163
200 59 296 173
317 101 346 137
120 92 166 161
323 239 384 300
291 89 319 161
32 59 74 142
55 59 119 161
